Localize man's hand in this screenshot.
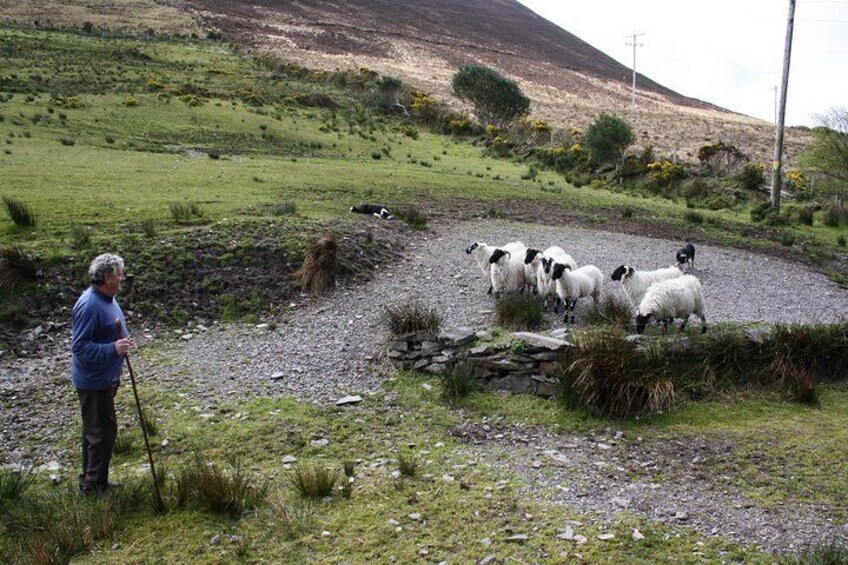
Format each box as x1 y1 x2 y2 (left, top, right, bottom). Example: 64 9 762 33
115 338 131 356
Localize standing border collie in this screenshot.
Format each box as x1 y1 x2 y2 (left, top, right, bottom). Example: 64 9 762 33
676 241 695 270
350 204 393 220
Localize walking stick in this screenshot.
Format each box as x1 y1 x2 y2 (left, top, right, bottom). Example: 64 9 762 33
116 318 165 512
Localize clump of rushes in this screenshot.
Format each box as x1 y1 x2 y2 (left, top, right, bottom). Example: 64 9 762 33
494 293 544 330
383 301 442 337
285 464 339 498
295 235 338 296
440 360 481 403
2 196 36 227
0 244 37 290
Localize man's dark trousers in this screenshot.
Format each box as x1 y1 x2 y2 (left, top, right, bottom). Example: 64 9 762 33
77 382 119 493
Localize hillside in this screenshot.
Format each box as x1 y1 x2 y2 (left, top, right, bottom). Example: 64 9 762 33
181 0 814 165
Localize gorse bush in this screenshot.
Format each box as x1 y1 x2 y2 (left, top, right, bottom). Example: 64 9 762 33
585 113 634 165
440 360 481 403
3 196 36 227
494 293 544 330
383 301 441 337
286 465 339 498
295 235 337 296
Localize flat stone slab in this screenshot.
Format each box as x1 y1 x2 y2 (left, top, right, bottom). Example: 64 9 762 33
438 327 476 346
510 332 573 351
335 395 363 406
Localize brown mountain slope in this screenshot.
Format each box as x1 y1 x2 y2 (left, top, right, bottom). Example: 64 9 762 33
184 0 812 165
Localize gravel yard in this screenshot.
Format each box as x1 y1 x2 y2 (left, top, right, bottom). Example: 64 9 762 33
2 218 847 554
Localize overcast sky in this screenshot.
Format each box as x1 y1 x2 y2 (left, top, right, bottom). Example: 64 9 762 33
516 0 848 127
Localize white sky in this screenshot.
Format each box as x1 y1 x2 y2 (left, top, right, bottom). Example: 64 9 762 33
516 0 848 127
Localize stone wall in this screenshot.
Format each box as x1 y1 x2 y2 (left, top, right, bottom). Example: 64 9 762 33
384 327 574 398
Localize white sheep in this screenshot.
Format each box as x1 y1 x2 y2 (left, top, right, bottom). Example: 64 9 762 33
635 274 707 334
610 264 683 307
525 247 576 310
489 241 528 297
465 241 496 294
551 263 603 324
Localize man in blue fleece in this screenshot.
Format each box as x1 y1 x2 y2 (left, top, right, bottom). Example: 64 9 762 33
72 253 131 494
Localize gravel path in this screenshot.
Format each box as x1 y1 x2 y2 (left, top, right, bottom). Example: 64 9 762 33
2 218 847 555
168 218 848 404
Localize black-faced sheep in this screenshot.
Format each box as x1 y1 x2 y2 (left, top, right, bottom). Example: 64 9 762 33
635 274 707 334
466 241 496 294
489 241 528 297
551 263 603 324
610 265 683 307
525 247 576 310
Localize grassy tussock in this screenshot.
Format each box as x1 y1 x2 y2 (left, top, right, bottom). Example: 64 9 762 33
494 293 544 330
169 202 203 222
440 360 481 403
266 493 314 538
2 196 36 228
295 235 338 296
173 457 268 518
286 464 340 498
582 294 634 331
558 323 848 417
398 454 418 477
0 466 35 507
0 245 38 290
383 301 442 337
778 541 848 564
394 205 427 229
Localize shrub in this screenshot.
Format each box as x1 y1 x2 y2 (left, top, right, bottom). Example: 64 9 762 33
394 205 427 229
440 360 481 403
738 163 765 190
295 235 337 296
286 465 339 498
585 113 634 165
3 196 36 227
383 301 441 337
169 202 203 222
273 201 297 216
780 232 796 247
621 206 634 219
0 244 37 290
59 136 76 146
494 293 544 330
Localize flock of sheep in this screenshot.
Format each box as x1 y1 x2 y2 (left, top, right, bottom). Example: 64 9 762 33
465 240 707 334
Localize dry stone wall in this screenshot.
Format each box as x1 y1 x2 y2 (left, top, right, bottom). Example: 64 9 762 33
384 327 574 398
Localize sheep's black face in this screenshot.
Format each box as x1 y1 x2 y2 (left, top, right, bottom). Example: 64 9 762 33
551 263 566 281
524 248 540 265
542 257 553 273
465 242 478 254
611 265 628 281
635 313 652 334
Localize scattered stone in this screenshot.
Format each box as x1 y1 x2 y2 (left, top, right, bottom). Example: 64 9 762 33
611 497 630 508
408 513 422 521
270 372 285 380
573 535 588 545
311 438 329 447
557 526 574 540
282 455 297 464
210 535 221 546
673 511 689 521
112 543 121 550
598 533 615 541
49 473 61 485
388 518 400 527
181 333 194 341
632 528 645 541
335 395 363 406
505 534 529 544
478 557 497 565
230 535 243 544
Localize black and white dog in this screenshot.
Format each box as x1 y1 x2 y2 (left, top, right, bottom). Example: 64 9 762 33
350 203 393 220
676 241 695 270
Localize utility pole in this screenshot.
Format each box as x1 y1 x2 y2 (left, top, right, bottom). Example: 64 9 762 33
771 0 796 212
626 32 644 112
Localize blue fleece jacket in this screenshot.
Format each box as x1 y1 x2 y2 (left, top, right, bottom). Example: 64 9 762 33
71 286 127 390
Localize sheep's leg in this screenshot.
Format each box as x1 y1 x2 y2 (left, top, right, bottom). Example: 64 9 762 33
700 315 707 334
487 284 493 295
569 300 577 324
679 317 689 332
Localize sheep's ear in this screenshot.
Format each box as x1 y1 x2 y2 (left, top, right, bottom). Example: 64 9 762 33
551 263 565 280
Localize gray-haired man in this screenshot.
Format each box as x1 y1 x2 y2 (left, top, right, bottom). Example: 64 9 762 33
71 253 131 494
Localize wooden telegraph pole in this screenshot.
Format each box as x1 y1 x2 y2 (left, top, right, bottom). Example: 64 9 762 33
770 0 796 212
